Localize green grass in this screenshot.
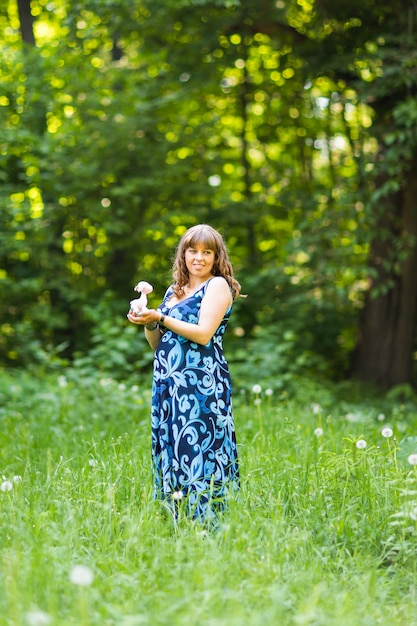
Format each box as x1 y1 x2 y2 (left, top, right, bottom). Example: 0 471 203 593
1 368 417 626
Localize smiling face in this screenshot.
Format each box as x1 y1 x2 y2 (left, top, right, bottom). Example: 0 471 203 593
185 244 215 283
173 225 230 295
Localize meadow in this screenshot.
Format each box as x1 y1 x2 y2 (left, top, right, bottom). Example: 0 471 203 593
1 368 417 626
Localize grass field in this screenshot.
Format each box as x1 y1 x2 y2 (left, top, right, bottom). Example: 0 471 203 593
1 368 417 626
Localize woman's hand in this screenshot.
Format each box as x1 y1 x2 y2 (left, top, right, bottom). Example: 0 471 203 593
127 308 161 326
127 308 162 350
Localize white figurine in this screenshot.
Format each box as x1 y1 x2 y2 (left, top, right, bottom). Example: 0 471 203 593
129 281 153 315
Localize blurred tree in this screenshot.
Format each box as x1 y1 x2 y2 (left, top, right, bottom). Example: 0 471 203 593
216 0 417 387
16 0 35 45
302 0 417 388
0 0 416 388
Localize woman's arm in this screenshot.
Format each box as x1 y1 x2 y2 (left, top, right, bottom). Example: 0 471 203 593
129 277 232 346
144 326 163 350
126 311 162 350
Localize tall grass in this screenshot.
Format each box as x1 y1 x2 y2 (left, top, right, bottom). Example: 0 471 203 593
1 369 417 626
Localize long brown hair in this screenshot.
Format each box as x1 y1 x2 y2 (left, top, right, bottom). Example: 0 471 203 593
172 224 241 300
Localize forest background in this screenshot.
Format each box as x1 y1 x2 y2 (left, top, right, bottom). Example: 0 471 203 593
1 0 417 393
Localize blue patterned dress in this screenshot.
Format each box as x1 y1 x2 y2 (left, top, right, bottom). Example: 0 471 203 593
151 279 239 521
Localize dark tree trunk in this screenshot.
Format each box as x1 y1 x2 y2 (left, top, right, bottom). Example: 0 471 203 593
352 162 417 388
17 0 36 46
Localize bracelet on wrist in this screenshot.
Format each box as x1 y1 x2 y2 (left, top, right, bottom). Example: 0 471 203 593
159 314 166 326
145 323 158 331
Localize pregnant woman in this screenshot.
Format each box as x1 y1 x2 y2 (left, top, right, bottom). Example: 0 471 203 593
127 224 241 523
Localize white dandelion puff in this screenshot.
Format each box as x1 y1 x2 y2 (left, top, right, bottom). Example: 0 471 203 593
381 427 393 438
99 378 113 387
58 375 67 388
254 398 261 406
13 475 22 483
1 480 13 492
265 388 273 396
407 454 417 466
69 564 94 587
312 403 321 414
25 610 51 626
172 491 184 501
252 384 262 394
314 427 324 437
356 439 367 449
88 459 98 467
377 413 385 421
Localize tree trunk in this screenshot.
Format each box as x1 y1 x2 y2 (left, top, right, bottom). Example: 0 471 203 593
352 163 417 388
17 0 36 46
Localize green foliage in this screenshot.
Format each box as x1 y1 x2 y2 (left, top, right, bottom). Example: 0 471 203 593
2 369 417 624
73 299 155 378
1 0 417 387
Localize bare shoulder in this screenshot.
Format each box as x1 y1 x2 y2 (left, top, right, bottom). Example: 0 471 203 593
206 276 232 303
208 276 229 291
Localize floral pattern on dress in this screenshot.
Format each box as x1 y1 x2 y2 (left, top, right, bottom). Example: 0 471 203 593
151 279 239 521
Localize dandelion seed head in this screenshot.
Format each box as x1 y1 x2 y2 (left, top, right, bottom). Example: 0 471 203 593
172 491 184 501
312 403 321 414
25 610 51 626
254 398 261 406
69 564 94 587
13 475 22 483
58 375 67 388
407 454 417 466
314 427 324 437
1 480 13 492
356 439 367 449
265 388 273 396
99 378 113 387
118 383 126 391
377 413 385 421
88 459 98 467
252 384 262 394
381 427 393 438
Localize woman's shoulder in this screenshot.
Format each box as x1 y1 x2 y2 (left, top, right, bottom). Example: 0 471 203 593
205 276 233 303
207 276 229 290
